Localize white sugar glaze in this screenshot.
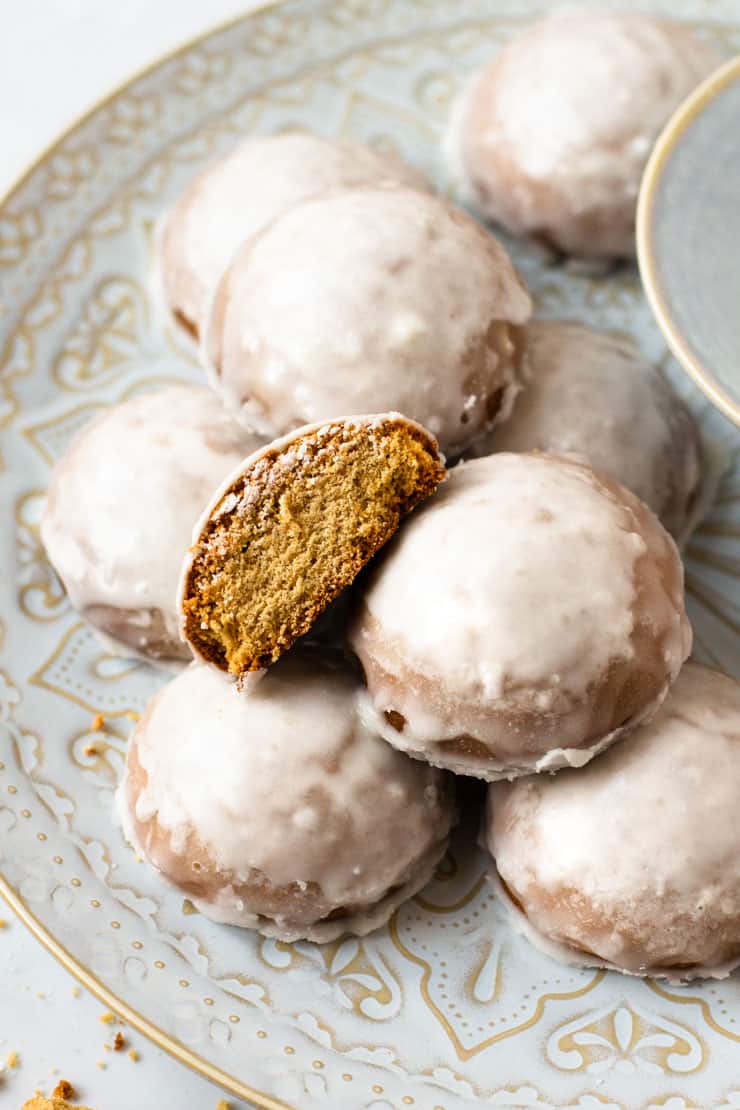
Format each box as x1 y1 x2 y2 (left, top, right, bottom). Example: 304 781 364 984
447 9 719 256
351 452 691 776
41 385 266 659
118 656 454 940
157 132 428 336
487 663 740 977
204 184 531 455
470 320 702 541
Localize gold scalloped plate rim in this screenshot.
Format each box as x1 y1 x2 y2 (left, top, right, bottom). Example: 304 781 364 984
637 52 740 429
0 3 295 1106
0 876 293 1109
4 7 739 1106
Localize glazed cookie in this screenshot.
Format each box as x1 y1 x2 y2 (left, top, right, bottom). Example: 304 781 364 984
41 384 266 664
470 321 702 540
447 9 719 257
118 655 455 942
350 452 691 779
179 414 445 675
204 184 531 455
156 132 428 339
486 663 740 979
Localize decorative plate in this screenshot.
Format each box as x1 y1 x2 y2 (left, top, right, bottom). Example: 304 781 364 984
2 2 740 1107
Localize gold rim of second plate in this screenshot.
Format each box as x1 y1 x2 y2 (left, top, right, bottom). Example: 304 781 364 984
637 52 740 429
0 3 296 1107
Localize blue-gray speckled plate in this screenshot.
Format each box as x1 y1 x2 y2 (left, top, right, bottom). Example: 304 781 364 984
2 2 740 1107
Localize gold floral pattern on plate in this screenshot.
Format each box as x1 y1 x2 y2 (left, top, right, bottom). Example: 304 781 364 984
546 1003 705 1077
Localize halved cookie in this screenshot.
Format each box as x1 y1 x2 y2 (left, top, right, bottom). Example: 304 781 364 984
179 414 445 674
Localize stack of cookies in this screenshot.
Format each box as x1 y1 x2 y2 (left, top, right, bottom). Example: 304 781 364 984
42 11 740 980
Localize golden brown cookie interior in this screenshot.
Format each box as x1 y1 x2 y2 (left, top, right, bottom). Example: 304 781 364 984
181 416 445 674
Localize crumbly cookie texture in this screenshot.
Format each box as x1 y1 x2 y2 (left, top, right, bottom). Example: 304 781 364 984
180 414 445 675
22 1097 93 1110
51 1082 75 1100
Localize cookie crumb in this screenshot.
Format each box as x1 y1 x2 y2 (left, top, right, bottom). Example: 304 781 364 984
83 744 98 757
72 986 81 998
127 1048 139 1063
216 1101 231 1110
22 1095 94 1110
96 1060 107 1070
99 1011 116 1025
52 1079 75 1100
7 1049 19 1068
90 713 104 732
0 918 7 929
125 710 140 722
113 1032 125 1052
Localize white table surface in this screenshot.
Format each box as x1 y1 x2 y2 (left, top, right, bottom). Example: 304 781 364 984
0 4 267 1107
